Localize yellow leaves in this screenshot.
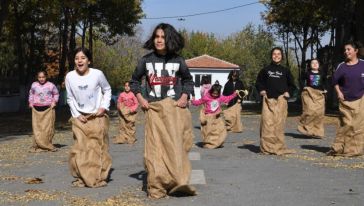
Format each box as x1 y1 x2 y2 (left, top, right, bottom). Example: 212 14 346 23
0 189 58 203
24 177 43 184
0 189 147 206
283 151 364 169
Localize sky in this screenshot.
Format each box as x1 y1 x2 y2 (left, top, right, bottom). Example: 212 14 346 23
138 0 266 40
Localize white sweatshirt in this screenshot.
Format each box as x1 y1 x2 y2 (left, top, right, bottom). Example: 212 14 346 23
65 68 111 117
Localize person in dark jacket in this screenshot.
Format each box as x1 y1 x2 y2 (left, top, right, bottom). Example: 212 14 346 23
129 23 196 199
223 70 245 107
255 47 297 155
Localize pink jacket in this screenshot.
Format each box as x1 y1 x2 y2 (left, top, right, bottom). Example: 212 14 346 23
192 92 237 114
28 81 59 107
117 91 138 112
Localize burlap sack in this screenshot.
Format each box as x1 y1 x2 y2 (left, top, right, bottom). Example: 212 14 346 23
31 107 56 152
297 87 325 138
113 106 137 144
145 98 196 199
223 102 243 133
69 115 112 188
200 109 227 149
260 95 295 155
330 96 364 157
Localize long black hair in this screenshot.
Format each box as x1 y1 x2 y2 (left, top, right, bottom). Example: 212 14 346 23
227 70 239 81
201 75 211 85
143 23 185 54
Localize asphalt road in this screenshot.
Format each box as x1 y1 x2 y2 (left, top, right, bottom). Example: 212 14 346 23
0 105 363 206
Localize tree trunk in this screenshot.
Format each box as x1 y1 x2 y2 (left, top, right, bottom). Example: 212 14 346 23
27 23 36 82
88 11 93 64
81 20 87 48
58 7 69 82
13 3 25 85
0 0 11 38
68 15 76 70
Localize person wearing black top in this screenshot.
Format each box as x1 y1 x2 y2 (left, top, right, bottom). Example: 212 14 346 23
129 23 196 199
223 70 246 132
297 59 327 138
255 47 297 155
223 70 245 107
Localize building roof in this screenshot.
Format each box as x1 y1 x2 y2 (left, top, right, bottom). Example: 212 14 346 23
186 54 239 69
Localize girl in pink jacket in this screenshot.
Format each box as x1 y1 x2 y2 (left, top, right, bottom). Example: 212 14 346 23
192 84 237 115
191 84 238 148
28 70 59 152
114 82 139 144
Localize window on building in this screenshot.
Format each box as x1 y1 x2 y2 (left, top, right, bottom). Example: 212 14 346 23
194 74 212 87
194 74 201 87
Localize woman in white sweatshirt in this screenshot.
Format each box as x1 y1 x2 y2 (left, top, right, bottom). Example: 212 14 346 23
65 47 112 188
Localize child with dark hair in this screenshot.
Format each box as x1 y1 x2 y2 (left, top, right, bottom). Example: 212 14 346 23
298 58 327 138
223 70 247 133
28 70 59 152
328 41 364 156
191 84 238 148
65 47 112 188
129 23 196 199
113 82 139 144
255 47 297 155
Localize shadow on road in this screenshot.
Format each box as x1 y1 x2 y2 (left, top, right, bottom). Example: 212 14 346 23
54 143 68 149
129 170 147 192
301 145 331 154
194 126 201 130
238 144 260 153
285 132 316 139
107 168 115 183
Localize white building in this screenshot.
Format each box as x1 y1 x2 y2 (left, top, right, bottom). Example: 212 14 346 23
186 54 240 99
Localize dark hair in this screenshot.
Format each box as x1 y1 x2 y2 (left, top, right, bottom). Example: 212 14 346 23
73 47 92 62
228 70 239 81
37 70 47 77
201 75 211 85
209 83 222 96
271 47 284 59
309 58 320 70
143 23 184 54
344 40 363 50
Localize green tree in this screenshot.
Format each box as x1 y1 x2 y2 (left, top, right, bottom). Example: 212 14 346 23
262 0 332 86
92 32 144 91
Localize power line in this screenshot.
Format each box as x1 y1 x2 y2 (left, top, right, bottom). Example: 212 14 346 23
142 1 261 20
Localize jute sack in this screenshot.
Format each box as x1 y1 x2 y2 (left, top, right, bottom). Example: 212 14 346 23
145 98 196 199
297 87 325 137
223 102 243 133
114 106 137 144
330 96 364 156
69 115 112 188
260 95 295 155
200 109 227 149
31 107 56 152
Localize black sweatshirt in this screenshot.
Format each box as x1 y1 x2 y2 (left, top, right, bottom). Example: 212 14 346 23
130 52 194 102
255 63 296 99
304 70 326 91
223 79 245 107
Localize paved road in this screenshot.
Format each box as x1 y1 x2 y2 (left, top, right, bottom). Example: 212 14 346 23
0 106 363 206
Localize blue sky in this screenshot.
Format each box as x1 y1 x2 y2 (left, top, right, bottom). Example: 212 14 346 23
138 0 265 40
